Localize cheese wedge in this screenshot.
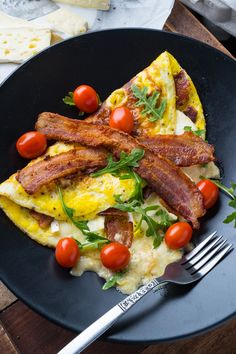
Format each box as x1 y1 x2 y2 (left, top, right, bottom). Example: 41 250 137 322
45 8 88 36
54 0 110 10
0 27 51 63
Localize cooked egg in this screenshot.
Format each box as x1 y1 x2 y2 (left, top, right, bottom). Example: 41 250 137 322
71 193 181 294
106 51 177 136
0 142 135 221
72 237 181 294
175 110 220 182
0 52 219 294
168 52 206 135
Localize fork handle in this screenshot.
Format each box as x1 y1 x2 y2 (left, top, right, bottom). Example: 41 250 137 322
58 278 163 354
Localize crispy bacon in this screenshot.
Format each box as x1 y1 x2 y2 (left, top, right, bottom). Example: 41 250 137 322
184 106 198 123
102 209 133 248
138 132 215 167
35 112 206 228
99 208 127 217
174 70 190 107
17 147 108 194
30 210 53 229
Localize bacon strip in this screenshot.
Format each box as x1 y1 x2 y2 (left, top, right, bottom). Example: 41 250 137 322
138 132 215 167
174 70 190 107
99 208 127 217
30 210 53 229
101 209 133 248
184 106 198 123
17 147 108 194
35 112 205 228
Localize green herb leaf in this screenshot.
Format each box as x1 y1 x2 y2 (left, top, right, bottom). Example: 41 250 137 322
184 126 206 139
211 180 236 199
63 92 75 106
57 185 109 250
131 84 166 122
211 180 236 228
155 208 174 228
91 149 145 202
119 167 144 202
91 149 145 178
102 271 125 290
114 198 173 248
224 212 236 227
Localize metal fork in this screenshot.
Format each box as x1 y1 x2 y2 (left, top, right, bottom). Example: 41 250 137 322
58 231 233 354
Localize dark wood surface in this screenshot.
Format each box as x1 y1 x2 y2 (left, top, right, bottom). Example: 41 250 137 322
1 1 235 353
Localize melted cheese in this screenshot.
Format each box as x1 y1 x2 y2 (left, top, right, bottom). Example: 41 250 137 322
72 238 181 294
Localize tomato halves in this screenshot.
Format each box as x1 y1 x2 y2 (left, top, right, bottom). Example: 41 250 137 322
73 85 99 113
100 242 130 271
16 131 47 159
109 106 134 134
197 179 219 209
165 222 193 250
55 237 80 268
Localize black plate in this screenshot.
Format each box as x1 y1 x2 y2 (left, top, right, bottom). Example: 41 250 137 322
1 29 236 343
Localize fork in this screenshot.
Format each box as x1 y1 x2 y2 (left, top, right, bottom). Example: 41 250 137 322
58 231 233 354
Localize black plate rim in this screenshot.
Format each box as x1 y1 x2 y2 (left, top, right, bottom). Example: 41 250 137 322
1 28 236 344
0 27 235 93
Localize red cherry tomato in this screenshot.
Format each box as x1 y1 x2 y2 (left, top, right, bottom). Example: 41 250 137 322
109 106 134 134
197 179 219 209
16 131 47 159
55 237 80 268
100 242 130 271
165 222 193 250
73 85 99 113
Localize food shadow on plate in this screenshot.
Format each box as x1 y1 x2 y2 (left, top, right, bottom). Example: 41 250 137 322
104 282 198 336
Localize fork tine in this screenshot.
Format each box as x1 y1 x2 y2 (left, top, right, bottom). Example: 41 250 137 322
181 231 217 263
188 240 227 273
184 236 223 268
193 244 233 280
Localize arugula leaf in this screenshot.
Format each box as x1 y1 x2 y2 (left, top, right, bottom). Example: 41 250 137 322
184 126 206 139
57 186 109 250
224 212 236 228
119 167 144 202
91 149 145 178
63 92 75 106
114 197 174 248
155 208 174 228
131 84 166 122
211 180 236 199
91 149 145 202
102 271 125 290
211 180 236 227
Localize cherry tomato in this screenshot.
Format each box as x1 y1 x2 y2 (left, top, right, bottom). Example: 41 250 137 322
165 222 193 250
100 242 130 271
16 131 47 159
109 106 134 134
55 237 80 268
197 179 219 209
73 85 99 113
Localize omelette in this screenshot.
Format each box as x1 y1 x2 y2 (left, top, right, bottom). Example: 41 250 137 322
0 51 220 294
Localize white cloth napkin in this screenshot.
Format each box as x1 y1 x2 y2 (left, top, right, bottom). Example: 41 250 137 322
189 0 236 11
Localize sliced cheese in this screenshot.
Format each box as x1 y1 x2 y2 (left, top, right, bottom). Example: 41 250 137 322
0 27 51 63
175 110 197 135
54 0 110 10
45 8 88 36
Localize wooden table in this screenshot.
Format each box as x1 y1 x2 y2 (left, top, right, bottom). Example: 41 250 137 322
1 1 235 353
